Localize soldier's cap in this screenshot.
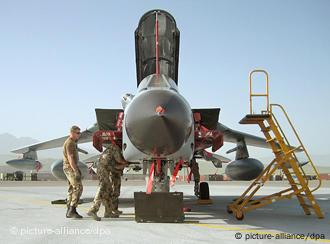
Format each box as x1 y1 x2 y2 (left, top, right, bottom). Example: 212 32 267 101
70 125 81 133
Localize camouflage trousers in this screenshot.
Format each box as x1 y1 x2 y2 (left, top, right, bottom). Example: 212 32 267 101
64 168 83 208
89 166 113 213
109 171 122 210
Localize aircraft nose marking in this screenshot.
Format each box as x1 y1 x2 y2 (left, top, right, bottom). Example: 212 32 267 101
155 105 165 115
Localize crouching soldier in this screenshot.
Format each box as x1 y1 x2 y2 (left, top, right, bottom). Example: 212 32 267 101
87 143 126 221
109 143 127 215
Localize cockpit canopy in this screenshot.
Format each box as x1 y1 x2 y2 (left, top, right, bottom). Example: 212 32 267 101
135 9 180 87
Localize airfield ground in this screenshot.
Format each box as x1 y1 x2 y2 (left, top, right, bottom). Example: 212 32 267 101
0 180 329 244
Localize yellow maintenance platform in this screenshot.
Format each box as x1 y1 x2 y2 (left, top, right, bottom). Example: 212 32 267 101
227 69 324 220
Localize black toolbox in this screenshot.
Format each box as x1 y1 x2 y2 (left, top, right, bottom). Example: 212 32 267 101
134 192 185 223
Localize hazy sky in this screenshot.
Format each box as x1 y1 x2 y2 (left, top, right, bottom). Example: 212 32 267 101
0 0 329 158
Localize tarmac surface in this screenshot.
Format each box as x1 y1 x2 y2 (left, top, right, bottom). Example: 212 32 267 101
0 180 329 244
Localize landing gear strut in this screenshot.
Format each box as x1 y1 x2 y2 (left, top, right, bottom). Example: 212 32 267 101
194 181 200 198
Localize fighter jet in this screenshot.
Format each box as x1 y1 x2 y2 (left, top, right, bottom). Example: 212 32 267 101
7 9 270 196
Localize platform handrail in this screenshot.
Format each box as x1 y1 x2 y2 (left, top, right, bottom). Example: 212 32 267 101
249 69 270 114
270 103 322 192
270 110 310 186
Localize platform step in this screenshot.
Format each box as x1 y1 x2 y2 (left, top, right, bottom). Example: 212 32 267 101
240 114 271 124
266 137 277 143
261 126 272 133
285 145 303 155
299 161 310 167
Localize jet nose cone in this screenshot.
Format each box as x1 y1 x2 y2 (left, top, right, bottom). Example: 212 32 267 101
125 90 192 156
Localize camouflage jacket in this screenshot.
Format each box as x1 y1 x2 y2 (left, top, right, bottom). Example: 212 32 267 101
98 144 126 173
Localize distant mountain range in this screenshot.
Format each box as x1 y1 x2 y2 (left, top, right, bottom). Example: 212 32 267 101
0 133 38 154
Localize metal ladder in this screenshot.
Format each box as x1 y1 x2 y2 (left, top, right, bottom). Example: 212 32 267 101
227 69 324 220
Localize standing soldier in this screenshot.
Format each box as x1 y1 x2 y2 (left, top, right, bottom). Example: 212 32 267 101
63 125 83 219
87 143 127 220
109 144 127 215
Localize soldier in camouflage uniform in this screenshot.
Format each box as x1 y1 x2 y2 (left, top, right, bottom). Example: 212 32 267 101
109 167 124 215
87 143 127 221
190 158 200 198
63 125 83 219
109 144 127 215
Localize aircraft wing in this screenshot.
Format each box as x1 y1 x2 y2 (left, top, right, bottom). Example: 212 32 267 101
10 116 270 155
217 122 270 149
11 124 98 154
11 108 124 155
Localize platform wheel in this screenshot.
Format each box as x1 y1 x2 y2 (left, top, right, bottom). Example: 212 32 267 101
235 211 244 221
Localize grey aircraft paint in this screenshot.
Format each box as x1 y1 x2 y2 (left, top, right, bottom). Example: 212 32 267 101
6 159 42 171
50 160 89 180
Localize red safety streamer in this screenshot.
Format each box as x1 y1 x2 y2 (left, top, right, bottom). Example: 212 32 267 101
156 158 161 174
146 163 155 194
170 159 183 187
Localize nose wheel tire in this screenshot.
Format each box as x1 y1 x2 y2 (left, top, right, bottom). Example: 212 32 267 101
199 182 210 200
